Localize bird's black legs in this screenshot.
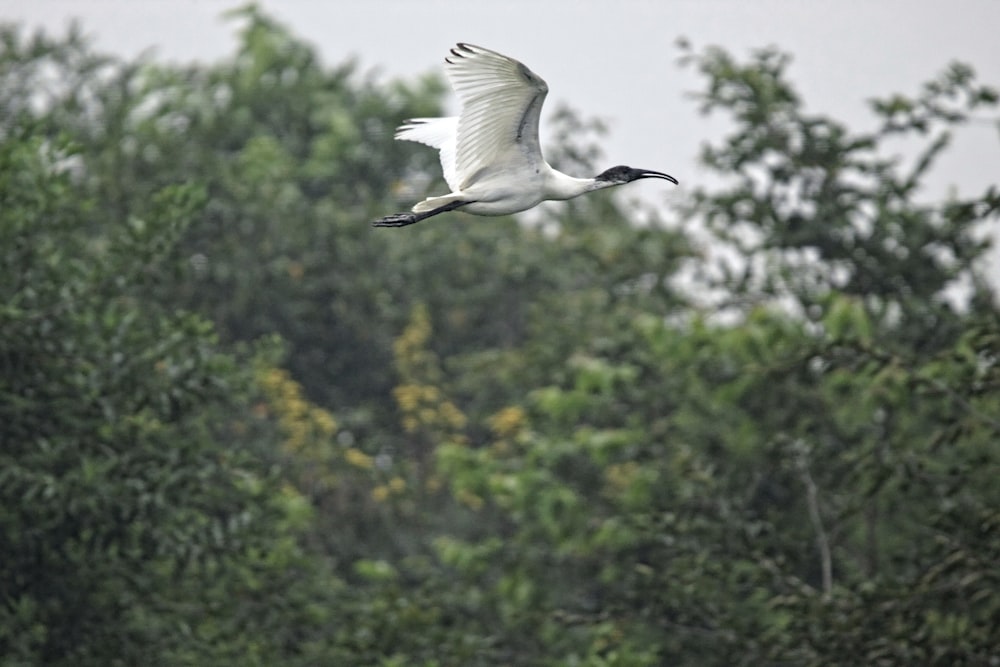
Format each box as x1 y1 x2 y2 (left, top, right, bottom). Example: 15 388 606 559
372 199 471 227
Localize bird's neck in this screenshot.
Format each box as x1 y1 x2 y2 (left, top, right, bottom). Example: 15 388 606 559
543 166 611 201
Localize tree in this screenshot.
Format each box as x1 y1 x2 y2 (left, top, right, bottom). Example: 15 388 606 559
4 10 997 665
415 44 1000 665
0 103 331 667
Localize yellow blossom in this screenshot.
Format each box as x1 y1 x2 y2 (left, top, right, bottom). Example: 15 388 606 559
393 384 421 412
344 447 374 470
402 417 418 433
441 402 467 429
312 408 337 435
489 406 526 438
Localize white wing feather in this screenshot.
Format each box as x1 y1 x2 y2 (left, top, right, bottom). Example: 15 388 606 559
393 44 549 194
444 43 549 190
395 117 459 191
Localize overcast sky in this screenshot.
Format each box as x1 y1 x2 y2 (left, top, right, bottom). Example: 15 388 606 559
5 0 1000 273
6 0 999 192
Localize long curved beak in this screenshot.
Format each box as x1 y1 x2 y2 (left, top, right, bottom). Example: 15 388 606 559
632 169 678 185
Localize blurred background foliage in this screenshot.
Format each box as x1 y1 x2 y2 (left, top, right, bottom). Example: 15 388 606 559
2 6 998 665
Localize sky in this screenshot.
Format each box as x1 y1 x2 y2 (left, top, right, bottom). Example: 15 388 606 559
5 1 1000 269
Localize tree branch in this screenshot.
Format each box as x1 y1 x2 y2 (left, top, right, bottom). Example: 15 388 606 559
795 443 833 596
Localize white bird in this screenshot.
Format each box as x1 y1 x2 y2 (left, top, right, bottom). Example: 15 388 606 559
372 43 677 228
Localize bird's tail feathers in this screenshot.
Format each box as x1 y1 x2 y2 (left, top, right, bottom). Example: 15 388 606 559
413 193 466 214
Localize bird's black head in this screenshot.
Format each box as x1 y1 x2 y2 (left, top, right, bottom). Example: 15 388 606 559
595 165 678 186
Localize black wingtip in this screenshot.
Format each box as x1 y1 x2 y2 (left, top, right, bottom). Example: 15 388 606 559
447 44 479 64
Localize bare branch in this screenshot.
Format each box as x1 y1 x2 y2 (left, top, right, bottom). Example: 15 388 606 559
795 442 833 596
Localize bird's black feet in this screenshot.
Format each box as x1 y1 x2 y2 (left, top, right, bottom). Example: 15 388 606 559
372 200 471 228
372 212 419 227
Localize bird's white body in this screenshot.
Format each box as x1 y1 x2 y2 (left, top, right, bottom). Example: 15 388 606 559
373 43 676 227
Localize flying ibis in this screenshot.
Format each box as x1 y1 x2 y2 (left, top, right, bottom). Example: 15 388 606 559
372 43 677 228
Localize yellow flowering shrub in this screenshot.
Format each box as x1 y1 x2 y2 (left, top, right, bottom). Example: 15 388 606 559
255 365 340 488
344 447 374 470
489 406 527 439
391 306 467 441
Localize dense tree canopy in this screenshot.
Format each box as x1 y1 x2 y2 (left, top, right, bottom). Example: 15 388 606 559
2 8 998 666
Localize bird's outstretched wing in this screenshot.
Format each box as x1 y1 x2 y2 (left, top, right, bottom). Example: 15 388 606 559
444 43 549 190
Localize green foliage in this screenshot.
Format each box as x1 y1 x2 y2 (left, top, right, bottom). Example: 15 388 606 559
0 131 320 664
679 44 999 336
2 10 998 666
